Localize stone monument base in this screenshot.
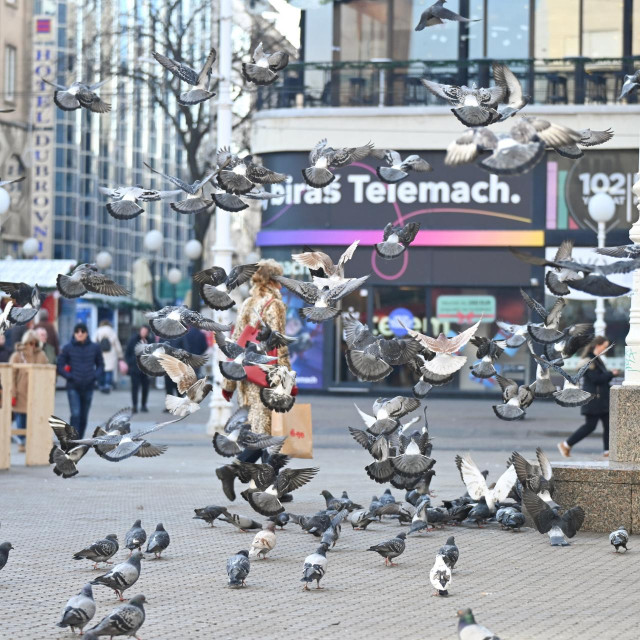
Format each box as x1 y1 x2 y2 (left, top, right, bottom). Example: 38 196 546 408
552 461 640 533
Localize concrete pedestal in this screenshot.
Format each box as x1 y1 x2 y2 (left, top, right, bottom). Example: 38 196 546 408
551 385 640 533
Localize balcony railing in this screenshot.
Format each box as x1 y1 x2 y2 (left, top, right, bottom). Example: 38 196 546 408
255 56 640 111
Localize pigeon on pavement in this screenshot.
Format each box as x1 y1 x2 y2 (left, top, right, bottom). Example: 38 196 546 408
320 509 349 549
372 149 432 184
242 42 289 85
41 77 111 112
220 513 263 532
57 263 130 298
301 543 329 590
135 342 208 377
83 594 146 639
153 48 217 105
73 534 119 569
195 263 258 311
610 526 630 552
193 505 230 527
510 448 557 508
249 522 277 559
302 139 374 188
156 353 212 415
347 509 376 530
375 222 421 260
57 584 96 634
99 185 182 219
145 523 170 559
227 550 251 587
437 536 459 569
0 542 14 571
90 551 143 600
455 454 517 511
430 554 452 596
367 532 407 566
496 506 526 531
146 306 230 339
415 0 481 29
268 512 290 529
125 521 147 554
457 608 501 640
523 489 585 546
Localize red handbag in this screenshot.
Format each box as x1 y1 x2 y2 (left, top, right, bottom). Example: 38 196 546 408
234 298 277 388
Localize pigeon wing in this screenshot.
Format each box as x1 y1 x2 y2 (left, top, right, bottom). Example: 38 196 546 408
420 79 462 104
491 464 517 503
82 273 130 297
155 353 197 394
274 276 319 304
578 128 614 147
455 454 489 500
561 506 585 538
337 239 360 270
152 51 199 84
536 447 554 481
197 48 217 84
522 489 555 533
134 442 168 458
275 467 319 495
225 263 259 290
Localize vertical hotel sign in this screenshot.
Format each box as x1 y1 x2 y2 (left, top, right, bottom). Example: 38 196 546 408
30 15 56 258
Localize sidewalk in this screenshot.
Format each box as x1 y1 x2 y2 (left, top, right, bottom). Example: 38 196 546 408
1 390 635 639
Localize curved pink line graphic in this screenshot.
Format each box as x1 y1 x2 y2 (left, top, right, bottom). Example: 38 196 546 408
371 249 408 281
262 201 296 228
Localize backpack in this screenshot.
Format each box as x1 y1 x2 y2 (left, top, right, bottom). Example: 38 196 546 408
100 337 111 352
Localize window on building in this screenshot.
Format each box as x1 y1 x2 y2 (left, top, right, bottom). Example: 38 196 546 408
338 0 389 61
486 0 530 59
4 45 17 102
582 0 622 57
535 0 580 58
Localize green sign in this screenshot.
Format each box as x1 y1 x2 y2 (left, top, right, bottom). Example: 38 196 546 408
436 295 496 323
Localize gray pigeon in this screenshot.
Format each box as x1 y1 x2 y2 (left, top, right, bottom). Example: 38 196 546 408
373 149 432 184
73 534 119 569
227 550 250 587
195 263 259 311
610 526 629 552
125 521 147 554
135 342 208 377
57 584 96 634
437 536 459 569
491 62 529 121
156 353 212 416
193 505 230 527
57 263 130 299
496 506 525 531
0 542 14 571
83 594 146 639
375 222 421 260
242 42 290 86
99 185 182 220
90 551 143 600
367 532 407 566
492 375 534 421
347 509 376 530
619 69 640 99
553 128 614 159
146 305 230 339
302 139 374 189
522 489 585 546
415 0 481 29
469 336 505 379
216 151 287 195
215 331 279 379
511 448 557 508
457 608 501 639
320 509 349 549
220 513 263 532
0 281 41 323
49 415 89 478
212 427 286 458
268 512 290 529
247 467 319 517
153 48 217 106
145 523 170 558
41 77 111 113
301 543 329 590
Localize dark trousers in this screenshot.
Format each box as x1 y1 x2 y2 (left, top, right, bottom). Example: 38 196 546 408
165 374 177 396
67 387 94 437
130 373 150 409
567 413 609 450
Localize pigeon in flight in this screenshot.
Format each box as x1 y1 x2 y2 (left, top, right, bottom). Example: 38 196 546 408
254 314 297 351
84 594 146 639
276 274 370 323
406 320 480 378
597 243 640 260
430 554 451 596
301 543 329 590
355 396 420 436
247 467 319 516
469 336 505 379
292 240 360 281
249 521 277 559
212 185 282 212
71 416 183 461
415 0 481 29
242 42 290 86
156 353 212 415
227 550 251 588
391 431 435 477
520 289 568 344
57 584 96 635
0 281 41 326
258 364 297 413
57 263 130 299
0 175 25 188
73 534 119 570
511 448 558 508
455 454 517 511
610 526 629 552
236 453 290 501
531 345 613 408
619 69 640 99
553 128 614 159
90 551 143 600
212 426 286 458
0 108 14 113
145 523 170 559
48 415 90 478
217 151 287 195
143 162 216 214
491 62 529 121
457 608 501 640
372 149 432 183
344 314 422 381
153 48 217 105
522 489 585 546
99 185 182 220
41 77 111 113
146 305 230 339
135 342 207 377
215 332 278 380
421 77 505 127
375 222 421 260
193 505 230 527
492 375 534 421
368 532 407 566
302 139 374 188
194 263 258 311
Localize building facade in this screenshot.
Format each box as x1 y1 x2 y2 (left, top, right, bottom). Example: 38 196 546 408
252 0 639 394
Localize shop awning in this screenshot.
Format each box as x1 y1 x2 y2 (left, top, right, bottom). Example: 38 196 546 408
0 259 77 289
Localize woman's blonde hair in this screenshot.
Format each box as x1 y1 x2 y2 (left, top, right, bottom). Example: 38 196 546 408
20 330 40 347
250 259 284 298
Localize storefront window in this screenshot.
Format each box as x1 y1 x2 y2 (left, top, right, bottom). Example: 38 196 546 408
535 0 580 58
486 0 530 59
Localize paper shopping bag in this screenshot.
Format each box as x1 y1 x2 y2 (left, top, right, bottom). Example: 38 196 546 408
271 403 313 459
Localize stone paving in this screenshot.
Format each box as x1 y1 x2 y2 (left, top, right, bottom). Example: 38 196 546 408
1 389 638 639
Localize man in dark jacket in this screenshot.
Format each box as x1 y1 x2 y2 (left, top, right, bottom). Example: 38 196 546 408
57 323 104 437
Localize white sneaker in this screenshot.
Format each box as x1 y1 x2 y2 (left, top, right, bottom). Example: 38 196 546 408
557 442 571 458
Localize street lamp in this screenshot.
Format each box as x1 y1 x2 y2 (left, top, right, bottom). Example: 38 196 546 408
185 239 203 261
22 237 39 258
167 267 181 304
0 188 10 216
588 192 616 336
144 230 164 308
95 251 112 270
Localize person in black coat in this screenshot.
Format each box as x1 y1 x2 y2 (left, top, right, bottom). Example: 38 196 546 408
558 336 619 458
125 325 152 413
57 323 104 437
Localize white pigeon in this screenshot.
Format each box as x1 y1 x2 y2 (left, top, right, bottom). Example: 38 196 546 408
455 454 517 511
429 554 452 596
249 522 277 559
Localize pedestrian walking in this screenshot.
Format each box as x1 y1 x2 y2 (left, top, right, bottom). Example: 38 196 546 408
558 336 618 458
57 323 104 437
95 320 124 393
36 327 57 364
125 326 152 413
9 330 49 451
